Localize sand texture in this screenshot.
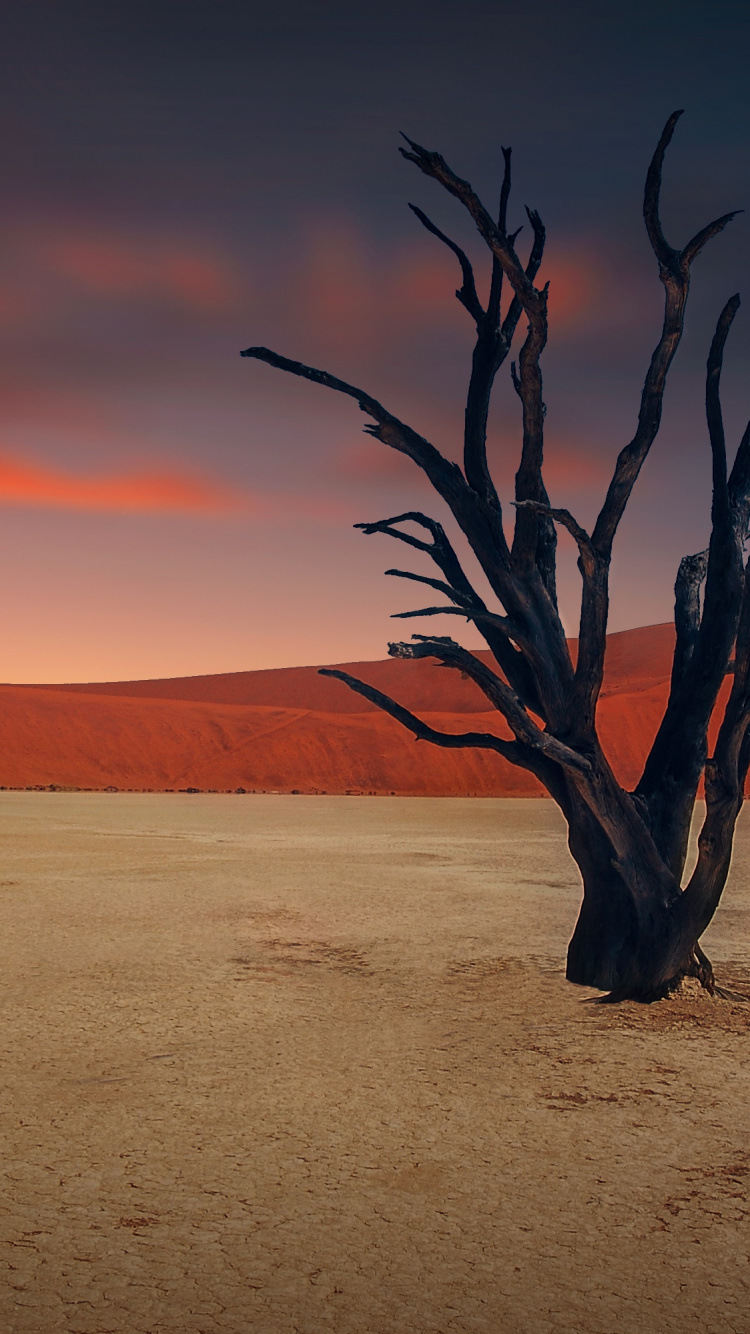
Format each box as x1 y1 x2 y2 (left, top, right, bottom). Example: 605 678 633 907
1 623 721 796
1 793 749 1333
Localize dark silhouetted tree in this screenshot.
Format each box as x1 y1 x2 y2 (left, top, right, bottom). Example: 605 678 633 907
241 113 748 1000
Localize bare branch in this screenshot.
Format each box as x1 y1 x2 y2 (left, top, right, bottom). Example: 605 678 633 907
405 146 548 537
317 666 527 763
242 351 544 637
593 115 740 558
678 566 750 939
390 636 591 773
706 294 741 529
514 502 608 730
391 603 476 620
384 568 517 639
729 419 750 510
385 567 474 605
636 297 746 877
408 204 484 324
242 348 533 625
354 512 476 594
643 110 684 268
640 111 738 272
390 603 510 629
462 149 547 521
482 146 512 334
510 278 556 603
729 419 750 544
513 500 595 574
399 133 543 309
398 135 553 590
498 147 512 231
565 113 742 740
240 347 462 491
682 212 744 267
499 207 546 347
355 510 544 715
671 550 708 689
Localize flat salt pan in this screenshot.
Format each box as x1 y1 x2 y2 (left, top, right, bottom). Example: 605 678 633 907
1 794 749 1333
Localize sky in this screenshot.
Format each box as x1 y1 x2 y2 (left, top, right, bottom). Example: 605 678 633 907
0 0 748 682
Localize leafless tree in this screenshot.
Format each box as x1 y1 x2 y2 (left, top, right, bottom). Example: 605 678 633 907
241 112 747 1000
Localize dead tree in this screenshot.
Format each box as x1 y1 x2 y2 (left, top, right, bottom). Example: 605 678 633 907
241 112 748 1000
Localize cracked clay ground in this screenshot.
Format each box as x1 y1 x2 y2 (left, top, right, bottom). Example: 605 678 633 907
1 793 749 1334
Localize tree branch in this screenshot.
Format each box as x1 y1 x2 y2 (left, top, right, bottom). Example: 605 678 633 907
642 110 684 268
637 296 745 877
355 511 544 714
729 419 750 514
385 567 475 606
241 350 528 620
390 603 517 633
499 207 546 348
513 504 604 726
485 147 513 329
671 549 708 689
240 347 463 494
678 564 750 939
513 500 595 575
389 636 591 773
405 144 546 528
593 118 740 558
355 512 479 600
509 276 555 597
408 204 484 325
570 112 741 737
399 134 543 308
706 294 741 530
400 134 553 589
317 665 531 765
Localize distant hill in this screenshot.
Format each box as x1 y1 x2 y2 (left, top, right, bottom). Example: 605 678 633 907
1 623 717 795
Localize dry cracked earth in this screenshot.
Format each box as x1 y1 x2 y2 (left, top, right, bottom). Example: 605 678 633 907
1 793 749 1334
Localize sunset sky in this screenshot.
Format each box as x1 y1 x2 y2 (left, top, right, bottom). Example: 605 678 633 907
0 0 748 682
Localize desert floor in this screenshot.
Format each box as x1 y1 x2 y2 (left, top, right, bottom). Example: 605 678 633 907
1 794 749 1334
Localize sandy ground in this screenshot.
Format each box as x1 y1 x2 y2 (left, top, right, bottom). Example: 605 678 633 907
1 793 749 1334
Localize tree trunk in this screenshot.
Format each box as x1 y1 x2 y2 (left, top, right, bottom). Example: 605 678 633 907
559 757 715 998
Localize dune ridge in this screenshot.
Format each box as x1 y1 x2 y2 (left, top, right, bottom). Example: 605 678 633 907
0 623 692 793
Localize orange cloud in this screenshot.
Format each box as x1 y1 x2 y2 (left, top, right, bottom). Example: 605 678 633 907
0 449 351 521
0 451 253 515
40 237 237 312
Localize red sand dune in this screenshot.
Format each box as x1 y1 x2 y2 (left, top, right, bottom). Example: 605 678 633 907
0 622 718 795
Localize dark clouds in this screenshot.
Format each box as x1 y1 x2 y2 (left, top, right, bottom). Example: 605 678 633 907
0 0 746 679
